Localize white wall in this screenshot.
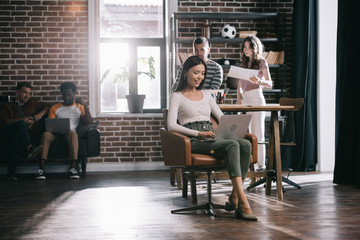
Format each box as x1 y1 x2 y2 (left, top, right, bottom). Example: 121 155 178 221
317 0 337 171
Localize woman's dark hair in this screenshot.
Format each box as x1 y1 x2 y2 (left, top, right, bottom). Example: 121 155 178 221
60 82 77 93
240 35 263 70
175 56 207 92
16 82 32 90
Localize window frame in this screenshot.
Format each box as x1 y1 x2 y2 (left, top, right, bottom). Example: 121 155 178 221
88 0 167 116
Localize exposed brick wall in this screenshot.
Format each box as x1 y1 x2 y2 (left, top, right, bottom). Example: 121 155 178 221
94 116 164 164
0 0 294 167
0 0 89 102
0 0 165 165
176 0 294 103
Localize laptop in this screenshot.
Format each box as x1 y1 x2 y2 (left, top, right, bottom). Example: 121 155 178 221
45 118 71 133
214 114 252 141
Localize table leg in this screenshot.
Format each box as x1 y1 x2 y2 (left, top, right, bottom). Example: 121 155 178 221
272 111 284 201
266 113 275 196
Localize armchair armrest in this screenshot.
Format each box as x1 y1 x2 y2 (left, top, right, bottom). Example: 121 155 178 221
160 128 192 167
86 128 100 157
77 121 100 158
77 120 99 138
245 133 258 164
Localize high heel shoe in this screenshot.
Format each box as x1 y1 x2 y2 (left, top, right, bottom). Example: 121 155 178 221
224 197 237 211
235 208 258 221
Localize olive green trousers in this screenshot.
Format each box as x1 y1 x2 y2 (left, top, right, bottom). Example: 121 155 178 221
191 139 252 178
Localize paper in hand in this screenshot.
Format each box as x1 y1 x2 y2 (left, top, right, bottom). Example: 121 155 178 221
228 65 259 82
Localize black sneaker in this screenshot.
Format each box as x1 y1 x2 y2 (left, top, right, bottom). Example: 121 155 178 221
27 145 43 160
69 168 80 179
6 173 18 181
35 169 46 180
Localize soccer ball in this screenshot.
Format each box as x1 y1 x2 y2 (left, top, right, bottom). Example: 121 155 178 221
221 24 236 39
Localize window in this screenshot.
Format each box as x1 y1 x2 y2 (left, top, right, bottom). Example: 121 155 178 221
91 0 166 114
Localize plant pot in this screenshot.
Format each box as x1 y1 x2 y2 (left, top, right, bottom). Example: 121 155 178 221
126 94 145 113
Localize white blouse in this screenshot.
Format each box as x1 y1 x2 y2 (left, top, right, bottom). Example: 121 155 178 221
167 90 223 137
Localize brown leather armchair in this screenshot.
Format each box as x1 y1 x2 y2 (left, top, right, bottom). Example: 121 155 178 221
160 109 258 217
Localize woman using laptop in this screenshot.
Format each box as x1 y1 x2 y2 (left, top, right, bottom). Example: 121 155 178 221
167 56 257 221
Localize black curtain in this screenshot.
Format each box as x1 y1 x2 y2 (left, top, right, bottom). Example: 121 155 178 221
334 0 360 187
282 0 317 171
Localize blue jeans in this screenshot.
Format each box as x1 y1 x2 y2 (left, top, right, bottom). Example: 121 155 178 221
0 120 31 174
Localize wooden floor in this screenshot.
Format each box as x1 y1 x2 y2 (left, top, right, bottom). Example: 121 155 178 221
1 171 360 240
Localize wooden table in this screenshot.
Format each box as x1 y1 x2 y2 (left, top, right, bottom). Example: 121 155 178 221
219 104 294 201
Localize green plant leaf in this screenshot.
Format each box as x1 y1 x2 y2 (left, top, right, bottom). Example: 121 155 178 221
101 56 155 87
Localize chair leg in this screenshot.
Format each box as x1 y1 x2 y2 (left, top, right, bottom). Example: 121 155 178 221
171 171 224 217
282 176 301 189
176 168 182 190
81 157 87 176
249 163 256 184
170 167 176 186
246 170 301 191
171 202 224 218
170 167 183 189
247 177 267 190
246 170 276 191
182 171 188 198
190 169 197 204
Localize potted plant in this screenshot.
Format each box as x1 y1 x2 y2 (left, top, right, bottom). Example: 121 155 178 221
101 56 155 113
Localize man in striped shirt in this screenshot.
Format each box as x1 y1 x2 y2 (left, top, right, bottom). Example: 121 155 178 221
171 37 223 91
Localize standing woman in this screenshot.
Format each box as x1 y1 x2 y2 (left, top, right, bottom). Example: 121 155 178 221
236 35 273 171
168 56 257 221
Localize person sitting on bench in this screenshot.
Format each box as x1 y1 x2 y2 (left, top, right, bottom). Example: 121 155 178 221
0 82 49 180
36 82 93 180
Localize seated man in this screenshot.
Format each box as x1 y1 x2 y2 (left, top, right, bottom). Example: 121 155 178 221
171 36 223 91
36 82 93 180
0 82 49 180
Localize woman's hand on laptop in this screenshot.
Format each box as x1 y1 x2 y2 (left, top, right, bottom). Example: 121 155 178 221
198 131 215 138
